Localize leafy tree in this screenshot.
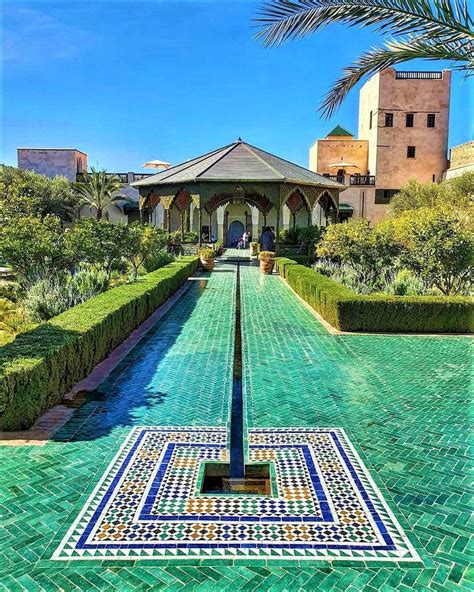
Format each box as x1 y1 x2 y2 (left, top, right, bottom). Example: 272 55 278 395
256 0 473 117
316 219 399 285
383 208 473 295
297 225 324 258
0 165 78 222
0 215 71 287
121 224 169 279
66 219 127 277
75 168 129 220
389 173 474 216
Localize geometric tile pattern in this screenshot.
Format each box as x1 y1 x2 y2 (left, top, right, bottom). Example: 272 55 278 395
53 427 421 563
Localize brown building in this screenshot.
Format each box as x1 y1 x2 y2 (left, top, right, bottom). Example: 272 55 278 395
310 68 452 223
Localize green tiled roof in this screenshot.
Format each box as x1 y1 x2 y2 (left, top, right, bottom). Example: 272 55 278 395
338 203 354 212
327 125 353 138
131 140 342 189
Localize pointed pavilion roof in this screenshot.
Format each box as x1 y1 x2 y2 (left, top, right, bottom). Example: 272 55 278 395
131 139 342 188
326 125 353 138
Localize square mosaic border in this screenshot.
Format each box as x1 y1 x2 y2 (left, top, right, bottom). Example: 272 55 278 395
53 427 421 563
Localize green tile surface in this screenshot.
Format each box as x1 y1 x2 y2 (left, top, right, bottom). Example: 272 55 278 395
1 262 472 590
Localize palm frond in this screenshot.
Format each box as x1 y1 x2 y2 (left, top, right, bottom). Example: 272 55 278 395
319 36 473 117
256 0 473 46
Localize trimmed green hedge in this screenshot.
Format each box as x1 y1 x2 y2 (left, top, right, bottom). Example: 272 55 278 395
0 257 198 430
276 258 474 334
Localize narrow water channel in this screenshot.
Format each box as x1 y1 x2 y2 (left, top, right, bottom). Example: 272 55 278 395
229 261 244 478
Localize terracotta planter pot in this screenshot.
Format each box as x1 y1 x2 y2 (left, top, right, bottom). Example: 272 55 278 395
259 259 275 274
200 258 215 271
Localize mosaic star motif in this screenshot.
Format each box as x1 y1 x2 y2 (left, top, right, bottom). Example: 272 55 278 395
53 427 421 562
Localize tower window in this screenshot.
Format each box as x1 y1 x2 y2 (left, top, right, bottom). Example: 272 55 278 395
369 111 373 129
406 113 414 127
407 146 416 158
427 113 436 127
385 113 393 127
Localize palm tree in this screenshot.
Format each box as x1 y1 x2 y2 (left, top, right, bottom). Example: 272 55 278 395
76 168 130 220
255 0 473 117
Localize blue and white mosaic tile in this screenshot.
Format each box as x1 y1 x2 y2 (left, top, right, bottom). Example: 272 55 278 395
53 427 421 562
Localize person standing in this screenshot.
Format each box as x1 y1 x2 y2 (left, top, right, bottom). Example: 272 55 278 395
259 227 275 252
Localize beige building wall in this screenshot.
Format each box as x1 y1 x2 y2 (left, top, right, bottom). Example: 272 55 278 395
359 68 451 188
310 68 452 224
17 148 88 181
310 138 369 176
446 141 474 179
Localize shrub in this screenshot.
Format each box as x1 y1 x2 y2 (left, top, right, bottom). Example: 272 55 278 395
317 219 399 288
277 259 473 334
0 214 71 287
143 250 175 273
66 218 127 277
0 257 198 430
184 231 199 243
259 251 275 261
23 266 110 322
0 299 33 347
0 281 21 303
121 223 169 279
380 208 473 296
23 275 72 322
385 269 427 296
388 172 474 217
198 247 215 260
0 165 78 223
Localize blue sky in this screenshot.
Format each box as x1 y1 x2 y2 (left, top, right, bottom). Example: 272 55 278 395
2 1 472 172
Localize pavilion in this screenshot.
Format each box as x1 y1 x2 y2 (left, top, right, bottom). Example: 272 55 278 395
132 139 344 247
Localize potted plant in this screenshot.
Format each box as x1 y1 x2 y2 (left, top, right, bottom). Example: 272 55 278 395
258 251 275 274
198 247 216 271
249 242 259 257
213 240 224 256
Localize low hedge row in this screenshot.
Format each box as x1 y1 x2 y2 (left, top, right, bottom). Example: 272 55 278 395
0 257 198 430
276 258 474 334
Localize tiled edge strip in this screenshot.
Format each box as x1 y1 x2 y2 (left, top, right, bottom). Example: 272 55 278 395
0 276 199 446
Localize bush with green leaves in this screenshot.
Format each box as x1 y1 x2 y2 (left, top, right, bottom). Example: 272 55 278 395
121 223 169 279
0 214 72 288
0 257 198 430
388 172 474 217
23 266 110 322
380 208 473 295
316 219 400 289
277 258 473 334
297 225 324 257
184 231 199 243
66 218 127 277
0 299 33 347
384 269 427 297
0 165 78 223
0 281 22 303
143 250 175 273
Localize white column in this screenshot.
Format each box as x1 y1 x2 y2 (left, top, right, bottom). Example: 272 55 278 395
216 205 225 241
282 204 290 230
154 202 164 229
250 206 259 240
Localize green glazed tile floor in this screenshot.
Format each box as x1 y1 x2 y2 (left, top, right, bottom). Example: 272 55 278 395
1 262 472 590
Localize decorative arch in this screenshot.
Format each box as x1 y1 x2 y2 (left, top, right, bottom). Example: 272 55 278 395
174 188 193 212
282 186 311 213
205 191 273 215
313 190 339 224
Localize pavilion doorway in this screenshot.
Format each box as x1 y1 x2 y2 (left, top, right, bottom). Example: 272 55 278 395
227 220 245 247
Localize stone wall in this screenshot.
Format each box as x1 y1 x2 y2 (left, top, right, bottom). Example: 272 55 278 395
17 148 88 181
